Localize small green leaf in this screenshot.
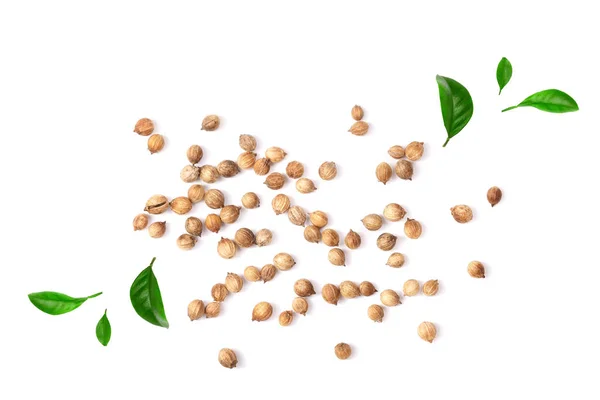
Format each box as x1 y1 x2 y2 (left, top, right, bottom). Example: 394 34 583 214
497 57 513 95
436 75 474 147
130 257 169 328
502 89 579 113
28 291 102 315
96 309 111 346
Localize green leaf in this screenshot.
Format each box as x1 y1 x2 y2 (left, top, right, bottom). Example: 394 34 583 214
130 257 169 328
96 309 111 346
28 291 102 315
502 89 579 113
497 57 513 95
436 75 474 147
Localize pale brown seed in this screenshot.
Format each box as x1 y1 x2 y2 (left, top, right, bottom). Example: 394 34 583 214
134 118 154 136
220 205 241 224
423 279 439 296
386 253 405 268
211 283 229 302
304 225 321 243
322 284 341 305
404 218 422 239
148 221 166 238
218 348 237 369
405 141 425 161
377 233 397 251
451 204 473 223
279 311 294 326
376 162 392 185
319 161 337 180
252 302 273 321
180 165 201 183
468 261 486 278
170 197 193 215
403 279 420 296
265 146 287 163
288 205 307 226
217 238 237 259
253 158 271 175
351 105 364 121
255 229 273 247
309 211 328 228
187 145 203 164
144 194 169 215
383 203 406 222
187 299 204 321
294 279 316 297
148 134 165 154
217 160 240 178
237 151 257 169
359 281 377 296
205 214 222 233
418 321 437 343
388 145 405 159
296 178 317 194
205 302 220 318
395 159 414 180
260 264 277 283
367 304 384 322
286 161 304 179
361 214 383 231
225 273 244 293
292 297 309 315
335 343 352 360
200 165 220 183
239 134 257 152
201 114 220 131
234 228 255 248
185 217 203 236
205 189 225 209
322 229 340 247
244 266 261 282
273 253 296 271
241 192 260 209
133 214 149 231
487 186 503 207
187 184 205 203
349 121 369 136
272 194 291 215
339 281 360 299
328 248 346 266
344 230 361 249
176 233 197 250
380 289 401 306
264 172 286 190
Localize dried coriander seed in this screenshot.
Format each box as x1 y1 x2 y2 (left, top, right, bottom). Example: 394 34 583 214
296 178 317 194
225 272 244 293
339 281 360 299
395 159 413 180
187 145 203 164
451 205 473 223
133 214 149 231
211 283 229 302
188 299 204 321
134 118 154 136
205 214 222 233
265 146 287 163
403 279 420 296
405 141 424 161
383 203 406 222
487 186 502 207
294 279 316 297
386 252 405 268
380 289 401 306
468 261 485 278
335 342 352 360
273 252 295 271
244 266 261 282
234 228 255 248
170 197 193 215
361 214 383 231
309 211 328 228
359 281 377 296
304 225 321 243
237 151 257 169
322 229 340 247
264 172 286 190
253 157 271 175
200 165 220 183
288 205 307 226
148 134 165 154
205 189 225 209
328 248 346 266
205 302 220 318
292 297 309 315
241 192 260 209
176 233 197 250
144 194 169 215
367 304 384 322
388 145 405 159
344 229 361 249
188 184 205 203
217 238 237 259
319 161 337 180
201 114 220 131
252 302 273 322
423 279 439 296
239 134 257 152
376 162 392 185
377 233 397 251
218 348 238 369
180 165 201 183
255 229 273 247
279 311 294 326
260 264 277 283
271 194 291 215
286 161 304 178
217 160 240 178
404 218 422 239
148 221 166 238
418 321 437 343
322 284 341 305
351 105 364 121
185 216 203 236
349 121 369 136
220 205 241 224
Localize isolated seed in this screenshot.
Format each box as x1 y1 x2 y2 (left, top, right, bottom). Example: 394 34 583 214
265 146 287 163
468 261 486 278
294 279 316 297
220 205 241 224
377 233 397 251
188 299 204 321
205 302 220 318
386 253 405 268
148 221 166 238
487 186 503 207
201 114 220 131
217 238 237 259
148 134 165 154
180 165 201 183
239 134 257 151
133 214 149 231
335 342 352 360
205 214 222 233
339 281 360 299
170 197 193 215
322 284 341 305
273 253 296 271
296 178 317 194
418 321 437 343
309 211 328 228
255 229 273 247
359 281 377 296
271 194 291 215
253 158 271 175
234 228 255 248
322 229 340 247
292 297 309 315
319 161 337 180
380 289 401 306
423 280 439 296
304 225 321 243
260 264 277 283
361 214 383 231
237 152 257 169
244 266 261 282
351 105 364 121
383 203 406 222
264 172 286 190
211 283 229 302
451 205 473 223
225 272 244 293
200 165 220 183
349 121 369 136
218 348 238 369
185 217 203 236
187 145 203 164
279 311 294 326
241 192 260 209
188 184 205 203
176 234 197 250
134 118 154 136
388 145 405 159
367 304 384 322
344 230 361 249
328 248 346 266
403 279 420 296
288 206 307 226
144 194 169 214
395 159 414 180
252 302 273 321
376 162 393 185
404 218 422 239
205 189 225 209
405 141 425 161
286 161 304 178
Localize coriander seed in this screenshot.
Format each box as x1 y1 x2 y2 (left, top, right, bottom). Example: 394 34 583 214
395 159 413 180
322 229 340 247
186 145 203 164
148 221 166 238
241 192 260 209
388 145 405 159
144 194 169 215
279 311 294 326
234 228 255 248
294 279 316 297
260 264 277 283
185 216 203 236
147 134 165 154
304 225 321 243
288 205 306 226
423 279 439 296
133 214 149 231
292 297 309 315
404 218 422 239
376 233 397 251
200 165 220 183
134 118 154 136
468 261 485 278
328 248 346 266
339 281 360 299
176 234 197 250
319 161 337 180
418 321 437 343
367 304 384 322
237 151 257 169
264 172 286 190
380 289 401 306
205 189 225 209
211 283 229 302
188 299 204 320
205 302 220 318
188 184 205 203
180 165 201 183
322 284 341 305
405 141 424 161
255 229 273 247
361 214 383 231
170 196 193 215
383 203 406 222
272 193 291 215
451 205 473 223
403 279 420 296
335 342 352 360
253 157 271 175
359 281 377 296
217 238 237 259
309 211 328 228
225 272 244 293
349 121 369 136
205 214 222 233
218 348 238 369
201 114 220 131
286 161 304 178
217 160 240 178
239 134 257 151
273 252 295 271
487 186 502 207
386 252 405 268
244 266 261 282
376 162 392 185
265 146 287 163
220 205 241 224
252 302 273 322
351 105 364 121
344 229 361 249
296 177 317 193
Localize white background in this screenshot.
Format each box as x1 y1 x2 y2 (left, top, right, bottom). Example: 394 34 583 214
1 1 599 399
